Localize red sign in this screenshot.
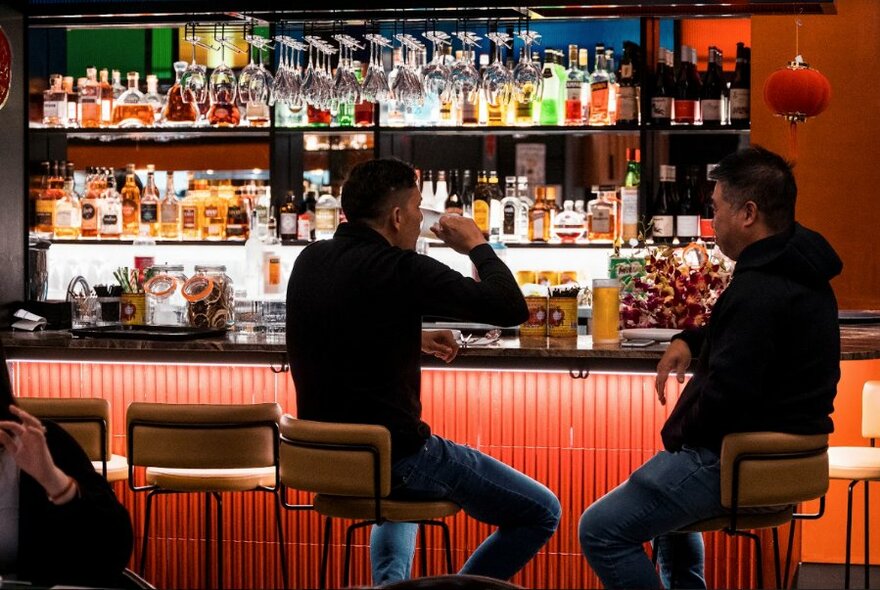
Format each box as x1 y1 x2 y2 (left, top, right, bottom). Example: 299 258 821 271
0 27 10 111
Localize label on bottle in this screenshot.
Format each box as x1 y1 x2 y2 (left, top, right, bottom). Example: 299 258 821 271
297 216 311 241
35 200 54 228
701 99 722 122
566 81 583 101
673 99 697 123
730 89 750 121
81 201 98 228
620 188 639 239
54 209 72 228
473 200 490 233
652 215 674 238
590 81 609 118
531 213 545 241
182 206 198 229
502 201 518 237
700 218 716 239
652 97 672 120
160 202 179 224
676 214 700 239
101 213 119 229
204 205 219 219
101 100 111 123
226 224 246 238
140 203 158 223
315 208 338 234
280 212 297 237
617 87 638 123
122 199 137 221
43 100 64 121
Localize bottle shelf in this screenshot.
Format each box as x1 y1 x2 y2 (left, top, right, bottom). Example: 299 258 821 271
28 126 272 141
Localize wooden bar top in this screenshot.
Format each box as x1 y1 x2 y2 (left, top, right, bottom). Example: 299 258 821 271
3 324 879 371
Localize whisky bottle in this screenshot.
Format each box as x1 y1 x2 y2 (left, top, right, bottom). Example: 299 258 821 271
224 187 251 240
63 76 78 128
202 185 227 240
98 68 114 127
54 162 82 239
589 44 610 125
159 174 181 240
42 74 67 128
34 162 55 236
587 187 616 242
80 167 103 239
120 164 141 237
99 170 123 239
472 171 491 238
139 164 160 237
163 61 199 126
112 72 153 127
314 190 340 240
564 45 585 126
111 69 125 99
180 183 204 240
528 186 550 242
144 75 164 123
79 68 101 128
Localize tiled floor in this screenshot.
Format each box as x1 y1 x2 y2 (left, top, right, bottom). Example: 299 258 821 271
796 562 880 589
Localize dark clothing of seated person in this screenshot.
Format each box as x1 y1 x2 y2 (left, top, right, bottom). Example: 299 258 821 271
579 146 842 589
287 158 561 585
0 342 134 587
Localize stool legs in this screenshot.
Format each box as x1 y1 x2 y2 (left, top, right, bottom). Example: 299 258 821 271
772 527 782 589
846 479 872 590
213 491 224 590
319 517 332 590
419 525 428 577
139 489 159 576
865 481 870 590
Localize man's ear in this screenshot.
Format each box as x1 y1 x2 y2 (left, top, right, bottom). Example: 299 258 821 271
389 205 403 232
741 200 759 227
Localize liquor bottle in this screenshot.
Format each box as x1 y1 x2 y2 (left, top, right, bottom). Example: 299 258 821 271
99 170 123 239
488 171 504 241
500 176 520 242
589 44 610 125
553 200 584 243
144 74 164 123
79 68 101 128
578 49 590 121
202 185 227 240
420 170 435 209
545 185 560 235
701 46 724 126
111 69 125 99
444 170 463 215
676 166 701 242
433 170 449 212
539 49 563 126
80 167 102 238
652 165 676 244
225 188 251 240
673 46 701 125
139 165 160 237
315 190 340 240
587 187 616 242
564 45 586 126
208 72 242 127
42 74 66 128
730 42 751 125
616 42 640 125
63 76 78 127
98 68 114 127
112 72 153 127
279 191 298 240
267 204 278 238
180 183 204 240
621 148 641 242
54 162 81 239
120 164 141 237
244 210 263 296
460 170 474 217
700 163 719 240
472 171 491 237
159 174 181 240
299 189 317 241
651 49 674 125
516 176 532 242
163 61 199 126
605 47 618 124
528 186 550 242
574 200 588 242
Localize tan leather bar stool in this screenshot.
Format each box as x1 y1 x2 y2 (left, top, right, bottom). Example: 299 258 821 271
126 402 286 590
829 380 880 589
668 432 829 589
18 397 129 482
278 416 461 589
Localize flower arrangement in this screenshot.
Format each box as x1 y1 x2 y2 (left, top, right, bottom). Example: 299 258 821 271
619 245 732 330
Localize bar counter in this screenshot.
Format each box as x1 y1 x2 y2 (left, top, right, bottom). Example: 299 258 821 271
2 325 879 589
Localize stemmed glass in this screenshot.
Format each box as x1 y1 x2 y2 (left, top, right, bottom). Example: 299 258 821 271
483 32 513 107
180 26 210 109
392 34 425 108
450 32 482 106
513 30 543 105
361 34 392 104
421 30 452 101
332 34 363 106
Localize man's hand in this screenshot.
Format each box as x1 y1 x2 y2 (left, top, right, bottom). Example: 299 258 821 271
431 215 486 255
421 330 460 363
655 339 692 405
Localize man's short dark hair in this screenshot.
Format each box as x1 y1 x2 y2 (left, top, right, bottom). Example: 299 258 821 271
341 158 418 223
709 146 796 232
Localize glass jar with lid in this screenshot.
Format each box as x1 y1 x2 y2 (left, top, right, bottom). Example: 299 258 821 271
182 265 235 328
144 264 188 326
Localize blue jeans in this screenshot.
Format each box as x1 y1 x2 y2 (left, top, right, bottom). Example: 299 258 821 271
370 435 561 586
579 446 725 589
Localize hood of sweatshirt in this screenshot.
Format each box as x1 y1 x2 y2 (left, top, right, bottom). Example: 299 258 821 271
734 222 843 286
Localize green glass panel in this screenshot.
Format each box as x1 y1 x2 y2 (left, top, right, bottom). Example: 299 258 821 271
150 28 174 80
66 29 146 79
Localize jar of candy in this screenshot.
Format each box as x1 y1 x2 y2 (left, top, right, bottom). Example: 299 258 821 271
182 265 235 328
144 264 188 326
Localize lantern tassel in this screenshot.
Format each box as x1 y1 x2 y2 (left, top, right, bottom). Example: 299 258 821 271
789 120 798 161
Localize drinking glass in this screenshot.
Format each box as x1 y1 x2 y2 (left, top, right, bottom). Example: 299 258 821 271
392 34 425 108
513 30 543 105
209 45 238 105
483 32 513 107
181 29 209 106
362 34 392 103
591 278 621 344
421 31 451 100
450 32 482 106
238 39 261 105
332 34 362 105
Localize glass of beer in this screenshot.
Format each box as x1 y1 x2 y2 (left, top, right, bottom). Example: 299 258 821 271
591 278 620 345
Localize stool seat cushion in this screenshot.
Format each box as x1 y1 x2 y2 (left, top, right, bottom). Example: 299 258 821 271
314 495 460 522
92 453 129 482
145 466 277 492
828 447 880 480
679 508 793 533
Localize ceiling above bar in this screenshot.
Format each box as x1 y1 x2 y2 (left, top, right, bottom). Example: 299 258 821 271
26 0 837 27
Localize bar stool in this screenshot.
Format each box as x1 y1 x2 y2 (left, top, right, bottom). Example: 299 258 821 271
18 397 129 482
278 416 461 589
126 402 286 589
669 432 829 589
829 380 880 589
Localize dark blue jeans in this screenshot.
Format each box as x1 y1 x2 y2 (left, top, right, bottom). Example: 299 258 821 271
370 435 561 585
579 446 725 589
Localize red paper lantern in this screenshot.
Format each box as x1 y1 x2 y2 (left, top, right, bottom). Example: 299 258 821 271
762 59 831 159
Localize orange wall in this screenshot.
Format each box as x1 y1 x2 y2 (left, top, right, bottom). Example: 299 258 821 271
751 0 880 310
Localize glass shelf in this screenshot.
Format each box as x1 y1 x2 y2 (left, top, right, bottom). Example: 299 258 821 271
28 126 271 142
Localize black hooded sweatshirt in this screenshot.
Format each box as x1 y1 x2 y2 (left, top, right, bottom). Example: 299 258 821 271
661 223 843 454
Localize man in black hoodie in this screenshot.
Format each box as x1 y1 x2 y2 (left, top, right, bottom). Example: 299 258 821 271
579 146 842 589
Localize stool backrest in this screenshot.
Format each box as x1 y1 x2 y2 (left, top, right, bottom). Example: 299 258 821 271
720 432 829 510
18 397 110 461
863 381 880 439
126 402 281 470
278 415 391 498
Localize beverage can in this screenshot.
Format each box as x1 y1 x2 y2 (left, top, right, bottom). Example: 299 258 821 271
520 296 548 337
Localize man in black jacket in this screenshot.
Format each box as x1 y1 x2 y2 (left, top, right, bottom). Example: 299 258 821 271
287 158 560 585
579 146 842 589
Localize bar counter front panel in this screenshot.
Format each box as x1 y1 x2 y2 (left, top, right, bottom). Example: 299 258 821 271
4 328 880 589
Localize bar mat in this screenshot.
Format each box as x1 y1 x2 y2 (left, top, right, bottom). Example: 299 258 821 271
71 324 227 341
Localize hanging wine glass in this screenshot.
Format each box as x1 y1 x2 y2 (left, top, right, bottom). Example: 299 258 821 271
362 33 392 104
421 30 451 101
180 25 209 108
513 30 543 105
483 32 513 107
450 32 482 106
207 30 241 127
